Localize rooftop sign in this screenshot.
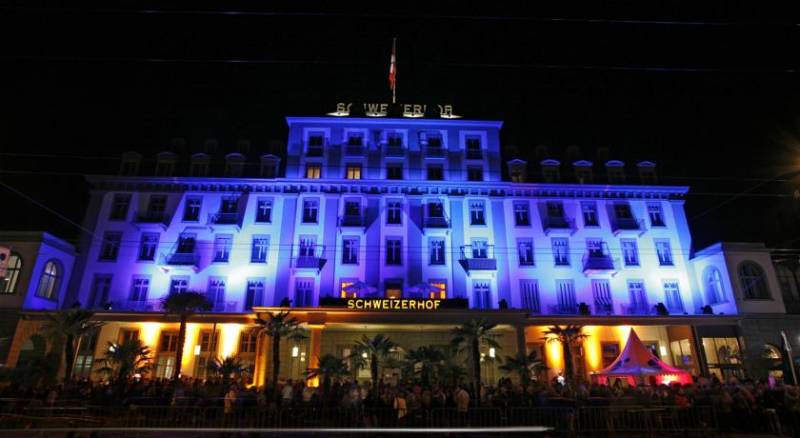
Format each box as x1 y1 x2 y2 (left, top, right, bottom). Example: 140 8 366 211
328 102 461 119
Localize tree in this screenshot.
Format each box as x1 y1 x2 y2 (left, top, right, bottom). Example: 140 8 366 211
451 319 500 405
40 308 104 382
255 310 307 390
541 325 588 381
436 344 468 388
4 334 60 388
499 350 546 388
95 338 152 389
208 356 247 385
161 291 212 382
306 353 349 398
403 345 445 386
353 334 396 398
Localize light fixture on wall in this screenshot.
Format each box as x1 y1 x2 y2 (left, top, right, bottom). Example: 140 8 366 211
292 346 299 358
489 348 496 358
659 346 668 357
194 345 201 356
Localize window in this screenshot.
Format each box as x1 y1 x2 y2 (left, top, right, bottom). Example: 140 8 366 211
155 356 176 379
776 265 799 302
340 279 357 299
176 233 196 254
542 164 560 183
663 280 684 313
245 278 264 309
520 280 540 313
0 253 22 294
307 134 324 156
514 201 530 226
575 165 593 183
88 274 111 308
704 266 726 304
387 200 402 225
220 197 238 214
615 239 637 267
346 163 362 180
613 202 634 219
302 199 319 223
298 235 317 258
592 279 613 314
518 239 534 266
255 198 273 223
129 276 150 301
471 238 488 259
251 236 270 263
305 164 321 179
206 277 226 306
35 260 61 300
586 239 604 257
607 163 625 184
190 155 209 176
546 201 564 218
183 197 202 221
386 163 403 180
387 132 403 147
647 202 665 227
109 194 131 220
467 166 483 181
342 237 359 264
294 278 314 307
472 281 491 309
155 157 175 176
427 164 444 181
170 276 189 294
601 343 620 368
701 337 741 379
120 154 140 176
581 202 598 226
239 330 258 353
469 200 486 225
213 234 232 262
427 135 442 148
655 240 674 266
628 280 648 311
552 238 569 266
199 331 219 353
347 132 363 146
738 262 771 299
138 232 159 261
343 199 361 222
556 280 576 313
260 157 278 178
146 195 167 219
100 232 122 261
427 200 444 218
429 280 447 299
224 155 244 177
118 328 139 344
465 137 482 159
386 238 402 265
160 332 180 352
429 238 445 265
385 279 403 299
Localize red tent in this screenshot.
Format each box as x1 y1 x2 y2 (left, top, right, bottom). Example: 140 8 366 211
592 329 693 386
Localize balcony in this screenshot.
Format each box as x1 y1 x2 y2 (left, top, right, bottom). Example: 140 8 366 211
344 144 366 156
548 304 578 315
132 210 170 230
542 216 576 235
339 213 364 227
611 217 646 236
292 245 327 272
622 303 652 315
424 216 450 229
425 146 445 158
121 299 163 312
208 212 242 231
594 303 615 315
211 301 239 312
458 245 497 272
384 145 405 157
160 251 200 268
582 252 618 275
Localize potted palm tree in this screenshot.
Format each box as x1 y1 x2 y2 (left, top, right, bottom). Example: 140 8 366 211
255 310 307 390
41 308 104 382
451 319 500 405
403 345 445 386
541 325 588 382
499 350 546 389
95 338 152 391
161 291 212 382
208 356 246 385
352 334 396 398
306 353 349 398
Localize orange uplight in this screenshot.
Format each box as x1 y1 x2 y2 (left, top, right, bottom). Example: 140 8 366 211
583 326 602 371
220 324 243 358
546 336 564 374
181 324 200 369
137 322 161 350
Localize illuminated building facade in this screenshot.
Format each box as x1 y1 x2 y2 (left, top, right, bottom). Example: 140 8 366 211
6 110 794 384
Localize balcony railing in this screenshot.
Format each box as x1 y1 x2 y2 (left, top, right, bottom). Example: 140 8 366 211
160 252 200 267
594 302 615 315
582 253 617 273
211 301 239 312
339 214 364 227
548 304 578 315
622 303 652 315
292 245 327 271
208 212 241 225
542 216 575 234
424 216 450 228
458 245 497 272
425 146 445 158
121 299 163 312
344 145 365 156
611 217 645 234
384 145 405 157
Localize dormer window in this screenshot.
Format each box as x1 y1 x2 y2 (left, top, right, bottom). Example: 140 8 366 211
224 153 245 177
120 151 142 176
507 159 527 183
260 155 279 178
347 133 363 146
573 160 593 184
190 153 210 177
465 137 482 160
306 134 324 157
155 152 176 177
540 159 560 183
605 161 626 184
637 161 657 185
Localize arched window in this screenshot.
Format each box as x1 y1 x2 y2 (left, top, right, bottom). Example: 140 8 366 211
704 266 726 304
738 261 771 300
0 252 22 294
35 260 61 300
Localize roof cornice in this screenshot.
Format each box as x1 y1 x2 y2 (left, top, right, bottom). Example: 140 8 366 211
285 116 503 129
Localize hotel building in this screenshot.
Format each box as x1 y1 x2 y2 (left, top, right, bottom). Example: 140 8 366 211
4 108 796 384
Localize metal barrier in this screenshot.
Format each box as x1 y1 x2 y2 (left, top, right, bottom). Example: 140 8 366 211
577 405 717 435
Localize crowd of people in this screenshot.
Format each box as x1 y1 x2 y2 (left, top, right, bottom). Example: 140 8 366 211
1 374 800 433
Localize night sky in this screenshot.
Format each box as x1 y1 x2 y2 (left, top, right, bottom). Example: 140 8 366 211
2 2 799 252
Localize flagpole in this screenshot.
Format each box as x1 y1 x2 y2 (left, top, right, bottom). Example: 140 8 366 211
392 37 397 104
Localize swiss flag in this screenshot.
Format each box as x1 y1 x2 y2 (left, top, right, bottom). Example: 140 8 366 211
388 39 396 92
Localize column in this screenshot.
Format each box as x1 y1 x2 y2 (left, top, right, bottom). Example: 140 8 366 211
307 325 325 387
515 324 528 356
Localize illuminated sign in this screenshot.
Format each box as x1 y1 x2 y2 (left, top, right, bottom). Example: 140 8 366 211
328 102 460 119
347 298 442 310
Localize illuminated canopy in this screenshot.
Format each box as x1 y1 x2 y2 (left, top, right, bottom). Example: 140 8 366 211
593 328 692 386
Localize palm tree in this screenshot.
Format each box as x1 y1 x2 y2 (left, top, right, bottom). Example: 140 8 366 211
255 310 307 389
208 356 247 385
403 345 445 386
95 338 152 389
451 319 500 405
161 291 212 382
437 344 468 387
541 325 588 381
352 334 396 397
40 308 104 382
499 350 546 388
306 353 349 398
7 334 60 388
